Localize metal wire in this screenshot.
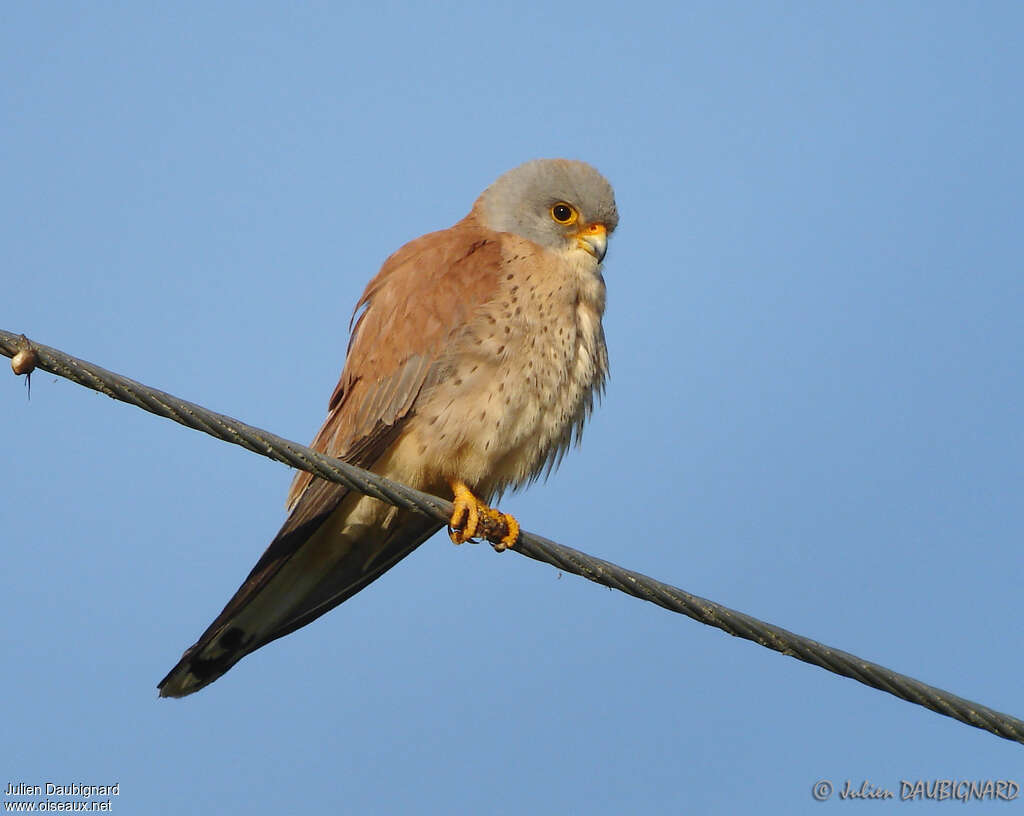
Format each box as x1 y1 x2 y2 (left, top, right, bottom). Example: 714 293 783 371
3 327 1022 745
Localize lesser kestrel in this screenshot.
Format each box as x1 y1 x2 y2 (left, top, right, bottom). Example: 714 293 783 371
159 159 618 697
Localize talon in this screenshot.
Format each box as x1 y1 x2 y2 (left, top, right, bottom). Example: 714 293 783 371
448 481 479 544
448 480 519 551
493 514 519 552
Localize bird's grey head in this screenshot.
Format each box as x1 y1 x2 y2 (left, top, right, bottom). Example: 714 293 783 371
474 159 618 262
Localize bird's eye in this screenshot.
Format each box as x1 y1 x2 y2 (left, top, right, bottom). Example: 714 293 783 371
550 202 578 225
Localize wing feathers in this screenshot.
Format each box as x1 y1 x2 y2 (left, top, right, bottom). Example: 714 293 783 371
286 223 504 507
160 221 507 696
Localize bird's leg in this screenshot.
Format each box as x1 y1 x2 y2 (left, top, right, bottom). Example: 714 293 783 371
448 480 520 552
448 481 479 545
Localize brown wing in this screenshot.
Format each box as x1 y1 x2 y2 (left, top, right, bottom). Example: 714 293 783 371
285 223 501 507
158 221 505 697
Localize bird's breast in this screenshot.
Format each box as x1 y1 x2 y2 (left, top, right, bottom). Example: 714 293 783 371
406 247 608 499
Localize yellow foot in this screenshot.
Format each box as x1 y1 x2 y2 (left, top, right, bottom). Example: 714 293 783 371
448 480 520 552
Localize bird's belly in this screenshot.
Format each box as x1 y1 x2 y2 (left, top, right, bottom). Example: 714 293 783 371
406 295 606 500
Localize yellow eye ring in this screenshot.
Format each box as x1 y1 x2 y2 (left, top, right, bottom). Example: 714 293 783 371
550 202 578 225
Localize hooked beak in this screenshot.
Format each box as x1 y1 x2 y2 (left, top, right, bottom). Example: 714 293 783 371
575 223 608 261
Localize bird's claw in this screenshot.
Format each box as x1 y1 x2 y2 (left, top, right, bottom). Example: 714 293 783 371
448 481 520 552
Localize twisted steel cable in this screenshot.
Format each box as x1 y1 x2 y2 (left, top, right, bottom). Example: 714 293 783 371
3 327 1022 745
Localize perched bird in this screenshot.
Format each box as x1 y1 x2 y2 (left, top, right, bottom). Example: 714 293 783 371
158 159 618 697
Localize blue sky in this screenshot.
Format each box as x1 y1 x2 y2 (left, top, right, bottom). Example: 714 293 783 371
2 2 1022 813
